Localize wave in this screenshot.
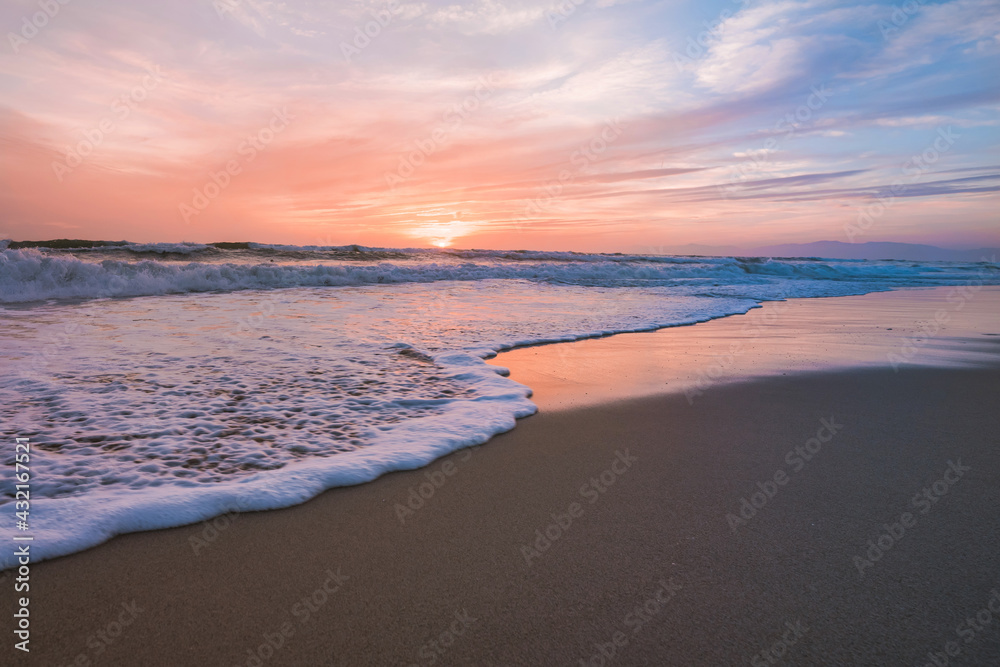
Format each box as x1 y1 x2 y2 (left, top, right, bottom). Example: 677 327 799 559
1 242 999 568
2 247 997 304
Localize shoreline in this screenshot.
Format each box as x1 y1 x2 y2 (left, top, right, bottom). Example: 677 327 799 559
490 285 1000 411
3 287 1000 665
6 365 999 665
6 286 998 570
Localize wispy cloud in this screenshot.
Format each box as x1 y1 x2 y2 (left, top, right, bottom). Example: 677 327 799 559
0 0 997 249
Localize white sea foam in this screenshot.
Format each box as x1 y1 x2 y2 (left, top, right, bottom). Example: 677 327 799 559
0 248 998 568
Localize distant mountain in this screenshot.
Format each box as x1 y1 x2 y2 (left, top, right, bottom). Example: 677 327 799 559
656 241 1000 262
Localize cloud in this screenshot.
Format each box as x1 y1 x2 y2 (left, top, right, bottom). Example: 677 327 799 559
428 0 546 34
688 1 862 96
0 0 997 248
863 0 1000 78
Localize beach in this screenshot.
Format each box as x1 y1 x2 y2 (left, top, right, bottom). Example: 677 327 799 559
5 0 1000 662
4 286 999 666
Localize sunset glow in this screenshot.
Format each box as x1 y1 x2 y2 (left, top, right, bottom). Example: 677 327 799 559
1 0 998 251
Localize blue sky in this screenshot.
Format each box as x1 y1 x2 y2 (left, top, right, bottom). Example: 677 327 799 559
0 0 997 249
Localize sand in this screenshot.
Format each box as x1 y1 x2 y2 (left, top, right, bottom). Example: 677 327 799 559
4 287 1000 666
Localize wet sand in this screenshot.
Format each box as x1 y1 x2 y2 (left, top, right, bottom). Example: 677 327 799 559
488 286 1000 411
4 287 1000 666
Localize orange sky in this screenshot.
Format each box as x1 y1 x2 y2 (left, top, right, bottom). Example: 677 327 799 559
1 0 998 252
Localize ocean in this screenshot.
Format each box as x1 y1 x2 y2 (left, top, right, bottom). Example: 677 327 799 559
1 242 997 567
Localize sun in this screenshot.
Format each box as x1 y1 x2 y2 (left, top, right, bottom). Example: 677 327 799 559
406 215 483 249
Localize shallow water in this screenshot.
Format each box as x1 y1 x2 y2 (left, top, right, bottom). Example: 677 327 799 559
1 245 997 567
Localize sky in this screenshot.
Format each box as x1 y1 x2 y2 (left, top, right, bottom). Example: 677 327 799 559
0 0 998 252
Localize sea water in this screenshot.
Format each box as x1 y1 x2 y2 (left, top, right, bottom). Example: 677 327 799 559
1 243 997 566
